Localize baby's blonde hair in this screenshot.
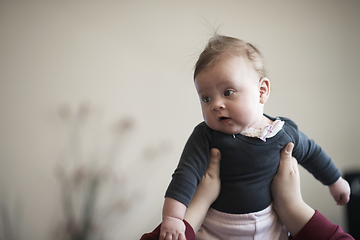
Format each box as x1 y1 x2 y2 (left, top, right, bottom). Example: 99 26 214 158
194 34 266 79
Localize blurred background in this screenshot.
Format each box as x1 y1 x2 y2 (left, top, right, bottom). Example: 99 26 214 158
1 0 359 239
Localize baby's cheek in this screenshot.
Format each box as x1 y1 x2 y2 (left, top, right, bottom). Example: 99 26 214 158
204 119 218 131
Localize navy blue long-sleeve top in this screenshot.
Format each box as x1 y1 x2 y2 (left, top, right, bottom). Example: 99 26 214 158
165 115 342 214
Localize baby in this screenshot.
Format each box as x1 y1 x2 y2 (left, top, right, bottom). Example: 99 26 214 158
160 34 350 240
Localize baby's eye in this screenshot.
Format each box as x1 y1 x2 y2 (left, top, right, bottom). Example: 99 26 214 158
224 90 235 96
202 96 210 103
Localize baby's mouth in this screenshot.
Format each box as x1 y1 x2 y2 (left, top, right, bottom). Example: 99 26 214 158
219 116 231 122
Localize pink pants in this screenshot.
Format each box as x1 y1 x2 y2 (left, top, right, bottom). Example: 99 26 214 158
196 204 288 240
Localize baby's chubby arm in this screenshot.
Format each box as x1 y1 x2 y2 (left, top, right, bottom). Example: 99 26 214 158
160 197 187 240
329 176 351 205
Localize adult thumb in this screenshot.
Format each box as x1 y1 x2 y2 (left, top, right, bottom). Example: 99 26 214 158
279 142 294 169
283 142 294 155
207 148 221 177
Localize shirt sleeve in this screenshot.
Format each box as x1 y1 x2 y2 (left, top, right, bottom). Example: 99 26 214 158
290 210 354 240
284 118 342 186
165 122 212 207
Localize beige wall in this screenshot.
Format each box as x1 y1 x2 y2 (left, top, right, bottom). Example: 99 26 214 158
1 1 359 239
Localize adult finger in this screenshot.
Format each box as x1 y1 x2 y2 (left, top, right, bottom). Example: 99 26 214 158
206 148 221 178
278 142 295 174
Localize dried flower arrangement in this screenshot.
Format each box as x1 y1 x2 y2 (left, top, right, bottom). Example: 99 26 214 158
53 102 168 240
0 197 23 240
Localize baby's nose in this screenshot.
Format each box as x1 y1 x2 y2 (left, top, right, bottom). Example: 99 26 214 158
211 99 225 111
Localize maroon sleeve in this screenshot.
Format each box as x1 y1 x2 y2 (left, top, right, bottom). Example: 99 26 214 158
140 220 196 240
290 210 354 240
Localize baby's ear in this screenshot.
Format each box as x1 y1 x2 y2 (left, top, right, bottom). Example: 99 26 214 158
259 77 270 104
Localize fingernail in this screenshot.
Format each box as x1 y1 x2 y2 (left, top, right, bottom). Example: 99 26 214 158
285 142 294 153
211 149 219 157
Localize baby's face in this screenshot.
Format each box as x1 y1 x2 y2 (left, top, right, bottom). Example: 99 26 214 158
195 55 265 135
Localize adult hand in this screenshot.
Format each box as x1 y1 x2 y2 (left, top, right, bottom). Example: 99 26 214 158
271 142 315 237
184 148 221 233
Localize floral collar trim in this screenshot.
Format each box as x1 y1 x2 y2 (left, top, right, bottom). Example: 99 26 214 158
238 119 284 142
